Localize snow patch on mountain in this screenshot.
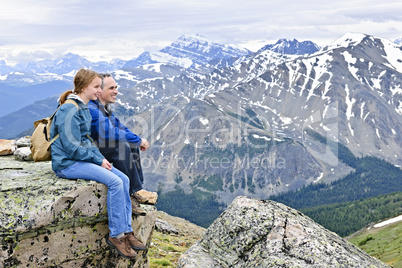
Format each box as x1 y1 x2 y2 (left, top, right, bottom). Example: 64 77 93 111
382 39 402 73
341 51 359 81
113 70 139 82
325 32 367 51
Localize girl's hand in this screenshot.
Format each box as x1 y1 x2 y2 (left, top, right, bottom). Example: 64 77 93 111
101 159 112 170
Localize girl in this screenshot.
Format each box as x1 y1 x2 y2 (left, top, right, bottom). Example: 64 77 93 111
50 68 146 259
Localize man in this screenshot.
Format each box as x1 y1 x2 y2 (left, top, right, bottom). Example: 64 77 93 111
88 73 157 216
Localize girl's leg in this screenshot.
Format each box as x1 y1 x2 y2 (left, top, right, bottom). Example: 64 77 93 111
57 162 132 237
109 167 134 234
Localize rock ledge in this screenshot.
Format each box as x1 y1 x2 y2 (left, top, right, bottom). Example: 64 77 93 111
0 155 156 267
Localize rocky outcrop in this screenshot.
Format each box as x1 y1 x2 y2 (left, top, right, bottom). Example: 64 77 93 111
177 196 389 268
0 140 16 156
0 155 157 267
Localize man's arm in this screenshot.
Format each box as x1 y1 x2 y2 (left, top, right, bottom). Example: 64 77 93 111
89 102 142 146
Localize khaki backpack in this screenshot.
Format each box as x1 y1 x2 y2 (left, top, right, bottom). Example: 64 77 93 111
30 99 79 162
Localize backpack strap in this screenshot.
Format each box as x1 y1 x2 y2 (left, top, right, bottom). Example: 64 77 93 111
48 99 80 147
50 99 97 147
64 99 80 110
49 134 60 147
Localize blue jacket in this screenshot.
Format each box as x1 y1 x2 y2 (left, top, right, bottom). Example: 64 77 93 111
88 100 142 148
50 96 104 172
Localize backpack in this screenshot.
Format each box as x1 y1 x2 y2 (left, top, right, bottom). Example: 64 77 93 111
30 99 79 162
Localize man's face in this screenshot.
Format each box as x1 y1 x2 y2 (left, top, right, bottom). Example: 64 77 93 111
99 76 118 104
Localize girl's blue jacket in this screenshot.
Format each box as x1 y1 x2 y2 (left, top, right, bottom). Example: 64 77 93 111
50 95 104 172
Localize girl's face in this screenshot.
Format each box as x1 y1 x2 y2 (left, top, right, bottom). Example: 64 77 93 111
80 77 102 104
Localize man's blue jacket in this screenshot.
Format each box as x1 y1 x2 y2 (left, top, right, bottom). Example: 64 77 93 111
88 100 142 148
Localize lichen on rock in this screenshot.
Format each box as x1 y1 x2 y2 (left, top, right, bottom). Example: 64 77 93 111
177 196 390 268
0 155 156 267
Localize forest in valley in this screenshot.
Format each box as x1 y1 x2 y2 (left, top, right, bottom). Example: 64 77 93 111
156 132 402 236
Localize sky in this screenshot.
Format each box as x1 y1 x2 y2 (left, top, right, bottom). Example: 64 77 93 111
1 0 402 65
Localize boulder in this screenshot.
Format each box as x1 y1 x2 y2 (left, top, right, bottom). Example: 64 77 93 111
13 147 33 161
177 196 389 268
0 139 16 156
15 136 31 148
0 155 157 267
155 218 179 235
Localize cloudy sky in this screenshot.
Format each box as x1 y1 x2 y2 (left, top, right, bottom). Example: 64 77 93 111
1 0 401 65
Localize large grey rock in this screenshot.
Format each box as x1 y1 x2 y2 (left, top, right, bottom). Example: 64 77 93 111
0 155 156 267
13 147 33 161
177 196 389 268
155 218 179 235
15 136 31 148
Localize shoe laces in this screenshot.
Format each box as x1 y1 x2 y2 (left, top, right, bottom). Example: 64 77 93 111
123 235 131 252
131 196 140 206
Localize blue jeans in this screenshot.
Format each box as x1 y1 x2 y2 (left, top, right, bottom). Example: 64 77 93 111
99 142 144 194
56 161 133 237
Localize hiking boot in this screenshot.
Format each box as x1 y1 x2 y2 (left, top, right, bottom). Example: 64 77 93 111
130 195 147 216
106 235 137 259
126 232 147 250
136 189 158 205
132 192 148 204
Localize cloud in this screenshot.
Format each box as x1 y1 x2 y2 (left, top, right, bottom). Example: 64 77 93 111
5 50 54 65
1 0 402 64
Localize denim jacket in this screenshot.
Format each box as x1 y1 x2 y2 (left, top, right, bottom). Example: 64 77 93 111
50 95 104 172
88 100 142 148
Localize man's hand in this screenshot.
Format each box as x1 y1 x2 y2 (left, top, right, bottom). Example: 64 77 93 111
140 138 150 151
101 159 112 170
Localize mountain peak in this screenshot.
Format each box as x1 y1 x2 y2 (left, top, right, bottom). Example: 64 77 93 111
258 38 320 55
176 34 209 44
62 52 84 60
324 32 371 50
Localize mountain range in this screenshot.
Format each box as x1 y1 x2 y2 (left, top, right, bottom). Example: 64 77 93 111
115 33 401 207
0 33 401 216
0 35 319 129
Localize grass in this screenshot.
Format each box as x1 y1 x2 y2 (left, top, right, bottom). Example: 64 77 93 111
148 230 198 268
348 221 402 268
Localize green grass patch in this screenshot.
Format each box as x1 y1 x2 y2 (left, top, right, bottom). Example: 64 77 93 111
348 221 402 267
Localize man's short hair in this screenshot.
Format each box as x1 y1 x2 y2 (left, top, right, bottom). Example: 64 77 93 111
99 73 112 90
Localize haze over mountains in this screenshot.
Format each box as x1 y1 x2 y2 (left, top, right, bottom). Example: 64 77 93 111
0 33 401 210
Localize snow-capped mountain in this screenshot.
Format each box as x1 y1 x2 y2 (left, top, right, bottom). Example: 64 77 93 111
106 33 402 205
123 34 251 72
0 53 126 86
15 52 126 75
0 60 14 75
258 38 320 55
1 32 401 209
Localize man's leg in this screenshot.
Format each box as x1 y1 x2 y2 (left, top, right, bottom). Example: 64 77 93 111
110 142 143 195
100 143 146 215
130 145 144 185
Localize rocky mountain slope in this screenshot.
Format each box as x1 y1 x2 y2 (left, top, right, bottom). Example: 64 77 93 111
114 33 402 208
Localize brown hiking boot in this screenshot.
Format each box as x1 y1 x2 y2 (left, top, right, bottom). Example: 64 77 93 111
106 235 137 259
132 192 148 204
136 189 158 205
126 232 147 250
130 195 147 216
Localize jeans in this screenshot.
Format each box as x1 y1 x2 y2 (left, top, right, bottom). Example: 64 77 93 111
56 161 133 237
99 142 144 195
